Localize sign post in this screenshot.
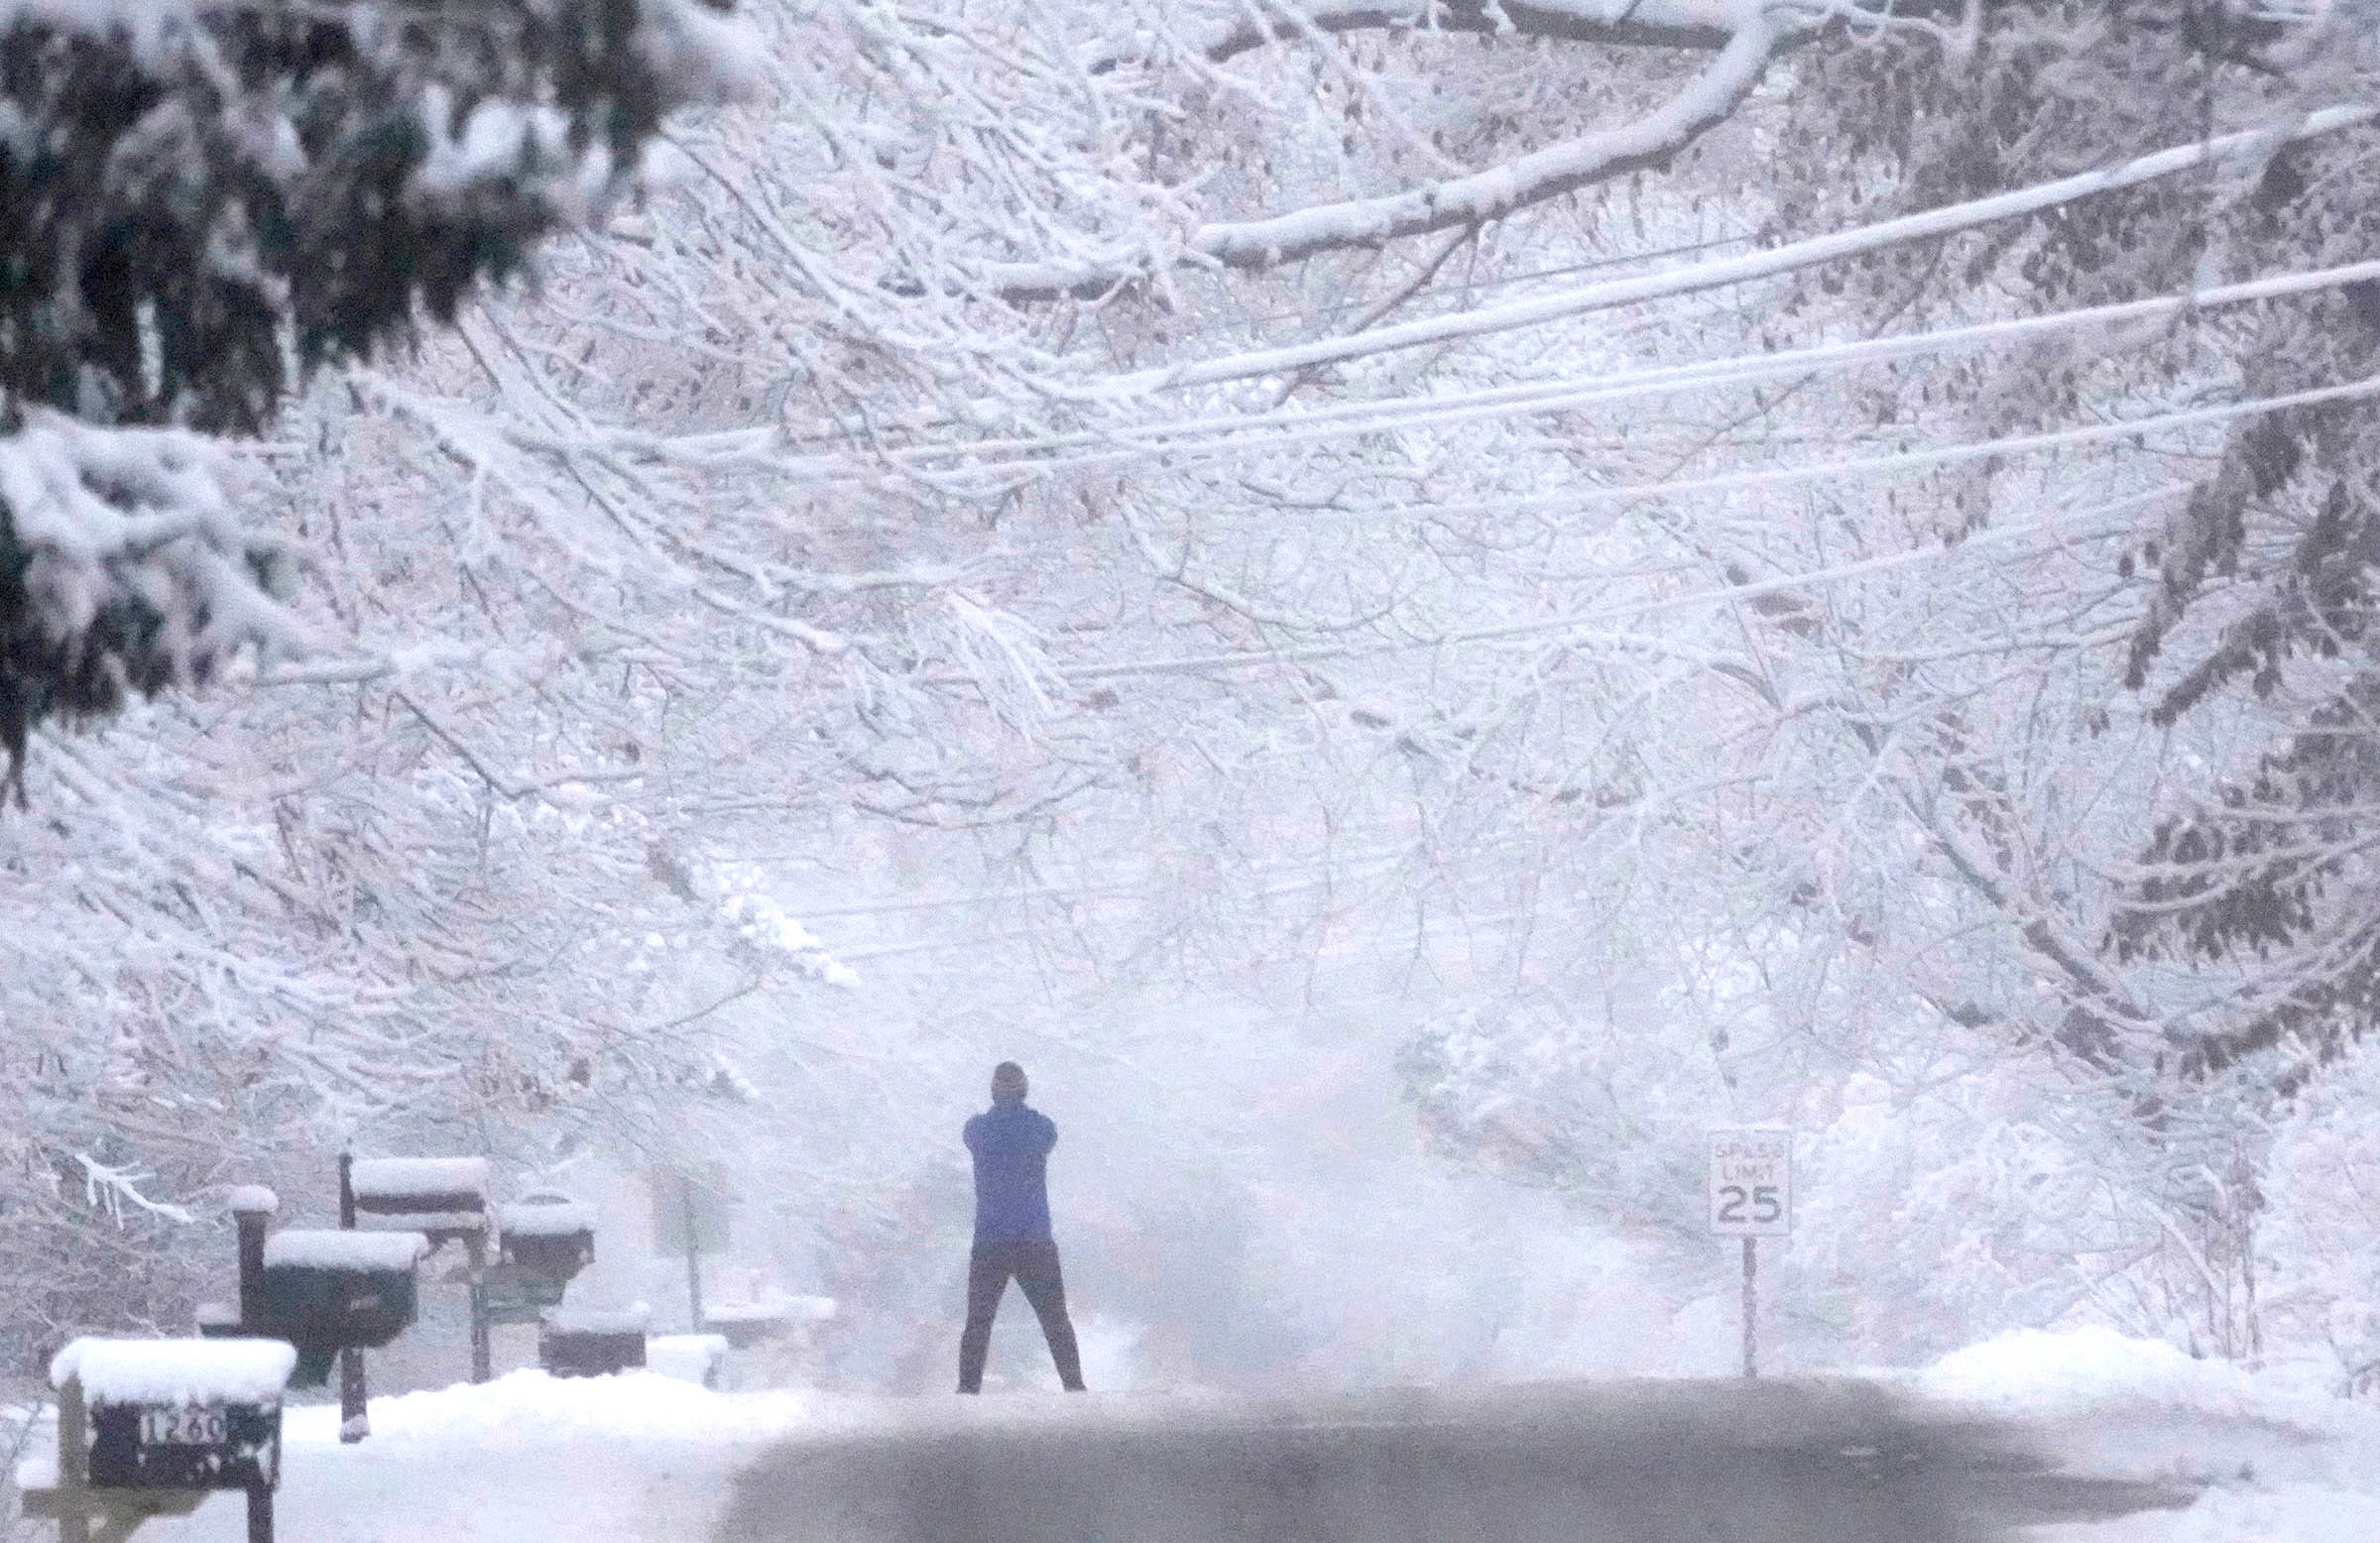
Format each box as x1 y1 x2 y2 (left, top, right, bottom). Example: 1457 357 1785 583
1708 1127 1791 1379
1742 1234 1757 1382
336 1153 365 1445
649 1170 730 1334
679 1175 705 1336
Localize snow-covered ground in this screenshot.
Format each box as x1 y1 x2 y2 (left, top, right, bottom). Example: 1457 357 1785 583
1908 1327 2380 1542
10 1328 2376 1542
120 1371 827 1543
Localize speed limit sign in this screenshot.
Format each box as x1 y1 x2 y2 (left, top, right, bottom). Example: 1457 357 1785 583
1709 1127 1791 1237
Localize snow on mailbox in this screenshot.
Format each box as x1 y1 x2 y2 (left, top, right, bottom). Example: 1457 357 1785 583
498 1192 596 1279
490 1193 597 1325
350 1156 490 1245
258 1230 427 1385
51 1338 295 1491
539 1303 650 1378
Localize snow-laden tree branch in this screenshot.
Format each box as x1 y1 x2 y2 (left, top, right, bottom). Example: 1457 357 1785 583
993 5 1794 297
0 415 303 792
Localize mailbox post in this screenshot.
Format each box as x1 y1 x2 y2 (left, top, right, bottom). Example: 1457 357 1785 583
228 1188 276 1331
32 1338 295 1543
650 1170 730 1335
338 1153 365 1443
200 1184 424 1447
255 1226 427 1451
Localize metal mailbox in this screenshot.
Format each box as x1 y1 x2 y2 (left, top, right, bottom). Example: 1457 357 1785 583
349 1156 490 1246
538 1304 649 1378
483 1267 566 1326
257 1230 427 1386
489 1192 598 1326
540 1329 646 1378
88 1397 282 1490
50 1338 296 1490
498 1192 596 1279
37 1339 295 1543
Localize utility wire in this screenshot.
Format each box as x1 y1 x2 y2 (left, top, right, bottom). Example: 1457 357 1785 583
916 475 2202 688
1223 229 1757 327
650 253 2380 489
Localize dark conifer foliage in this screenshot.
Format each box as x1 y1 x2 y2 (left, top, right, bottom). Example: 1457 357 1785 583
1773 1 2380 1095
0 0 745 788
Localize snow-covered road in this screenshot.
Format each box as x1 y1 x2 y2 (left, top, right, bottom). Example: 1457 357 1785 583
75 1330 2380 1543
718 1378 2182 1543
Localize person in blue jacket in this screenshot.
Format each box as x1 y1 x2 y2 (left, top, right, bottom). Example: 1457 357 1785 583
957 1061 1086 1392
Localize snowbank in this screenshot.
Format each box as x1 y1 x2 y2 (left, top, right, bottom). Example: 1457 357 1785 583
2051 1484 2380 1543
50 1338 296 1404
647 1335 729 1387
129 1370 826 1543
296 1368 808 1448
1911 1326 2380 1539
1916 1326 2352 1438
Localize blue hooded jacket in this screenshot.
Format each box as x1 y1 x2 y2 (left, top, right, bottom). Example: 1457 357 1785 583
964 1099 1057 1243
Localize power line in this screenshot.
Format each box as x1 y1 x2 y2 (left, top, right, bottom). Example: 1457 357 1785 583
1224 229 1757 327
911 471 2209 688
787 842 1423 921
864 257 2380 486
1115 102 2378 395
653 251 2380 492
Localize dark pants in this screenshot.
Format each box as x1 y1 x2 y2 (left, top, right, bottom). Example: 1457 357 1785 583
958 1238 1085 1392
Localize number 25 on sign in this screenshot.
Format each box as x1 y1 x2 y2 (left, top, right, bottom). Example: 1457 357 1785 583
1709 1128 1791 1238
